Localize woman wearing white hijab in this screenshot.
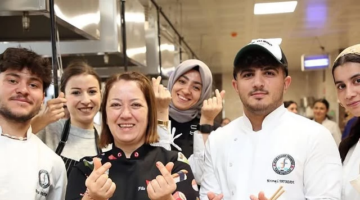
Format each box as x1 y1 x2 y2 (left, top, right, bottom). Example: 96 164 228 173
332 44 360 200
152 59 225 185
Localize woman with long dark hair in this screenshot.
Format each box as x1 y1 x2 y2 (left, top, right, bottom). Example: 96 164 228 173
332 44 360 200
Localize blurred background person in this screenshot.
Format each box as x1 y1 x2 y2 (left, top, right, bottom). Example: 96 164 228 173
312 98 341 146
284 100 298 114
221 117 231 127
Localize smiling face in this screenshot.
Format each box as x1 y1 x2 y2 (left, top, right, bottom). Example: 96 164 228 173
313 102 328 122
171 69 202 110
232 66 291 116
64 74 101 128
106 80 148 147
334 62 360 116
0 68 44 123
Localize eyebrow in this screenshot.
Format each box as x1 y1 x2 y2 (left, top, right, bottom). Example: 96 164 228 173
334 73 360 85
240 67 279 73
263 66 279 72
70 86 98 90
110 98 141 101
5 73 42 82
180 75 202 86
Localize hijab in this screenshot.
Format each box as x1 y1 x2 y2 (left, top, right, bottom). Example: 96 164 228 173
167 59 213 123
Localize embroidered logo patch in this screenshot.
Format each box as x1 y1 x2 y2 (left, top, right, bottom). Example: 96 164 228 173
177 152 189 164
38 170 50 189
272 154 295 175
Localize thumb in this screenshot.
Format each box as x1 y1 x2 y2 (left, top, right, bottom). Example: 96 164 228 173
58 92 65 99
165 162 174 173
249 195 258 200
258 191 267 200
220 90 226 99
93 157 102 171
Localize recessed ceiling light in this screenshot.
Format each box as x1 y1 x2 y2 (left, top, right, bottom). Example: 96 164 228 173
254 1 298 15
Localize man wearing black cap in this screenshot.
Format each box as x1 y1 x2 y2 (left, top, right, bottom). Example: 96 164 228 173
200 39 342 200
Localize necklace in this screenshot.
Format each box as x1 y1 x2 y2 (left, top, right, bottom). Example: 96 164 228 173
1 133 27 141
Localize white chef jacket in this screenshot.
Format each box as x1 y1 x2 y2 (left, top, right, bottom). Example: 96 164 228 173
0 126 67 200
342 140 360 200
321 118 342 146
200 106 342 200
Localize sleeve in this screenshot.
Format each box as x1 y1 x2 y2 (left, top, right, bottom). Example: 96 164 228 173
151 121 180 151
47 157 67 200
199 135 222 200
65 164 89 200
189 131 206 184
171 153 199 200
303 127 342 200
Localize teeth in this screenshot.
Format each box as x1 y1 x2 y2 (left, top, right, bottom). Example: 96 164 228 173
119 124 134 128
79 108 92 112
178 95 188 101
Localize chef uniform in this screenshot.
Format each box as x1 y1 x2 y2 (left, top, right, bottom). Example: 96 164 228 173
200 106 342 200
66 144 199 200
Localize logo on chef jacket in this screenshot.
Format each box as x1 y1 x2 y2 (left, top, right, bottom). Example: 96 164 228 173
272 154 295 175
38 170 50 188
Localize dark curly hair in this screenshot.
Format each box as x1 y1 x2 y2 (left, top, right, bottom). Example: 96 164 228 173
0 47 52 92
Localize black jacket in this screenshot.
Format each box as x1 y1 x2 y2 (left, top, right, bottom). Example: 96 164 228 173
66 144 199 200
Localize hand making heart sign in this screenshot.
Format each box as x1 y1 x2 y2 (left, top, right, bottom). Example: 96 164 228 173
84 158 116 200
147 161 177 200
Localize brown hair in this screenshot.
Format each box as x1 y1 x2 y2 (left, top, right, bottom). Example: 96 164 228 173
60 61 101 93
99 71 159 148
0 47 52 92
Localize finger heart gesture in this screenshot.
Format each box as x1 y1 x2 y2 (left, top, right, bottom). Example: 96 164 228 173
85 158 116 200
147 162 177 200
201 89 226 121
152 76 172 111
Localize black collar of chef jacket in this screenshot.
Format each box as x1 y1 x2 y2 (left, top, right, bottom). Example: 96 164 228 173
110 144 153 160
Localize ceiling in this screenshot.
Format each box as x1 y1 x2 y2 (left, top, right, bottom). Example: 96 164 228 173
154 0 360 73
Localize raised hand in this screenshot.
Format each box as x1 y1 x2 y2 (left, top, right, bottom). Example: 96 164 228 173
147 162 176 200
43 92 67 122
152 76 172 112
85 158 116 200
31 92 67 133
201 89 226 123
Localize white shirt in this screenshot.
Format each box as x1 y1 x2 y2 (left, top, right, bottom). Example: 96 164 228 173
0 127 67 200
342 140 360 200
321 118 342 146
200 106 342 200
152 122 206 184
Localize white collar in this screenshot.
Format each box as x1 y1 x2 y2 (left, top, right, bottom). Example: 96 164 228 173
241 105 287 132
0 125 32 141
